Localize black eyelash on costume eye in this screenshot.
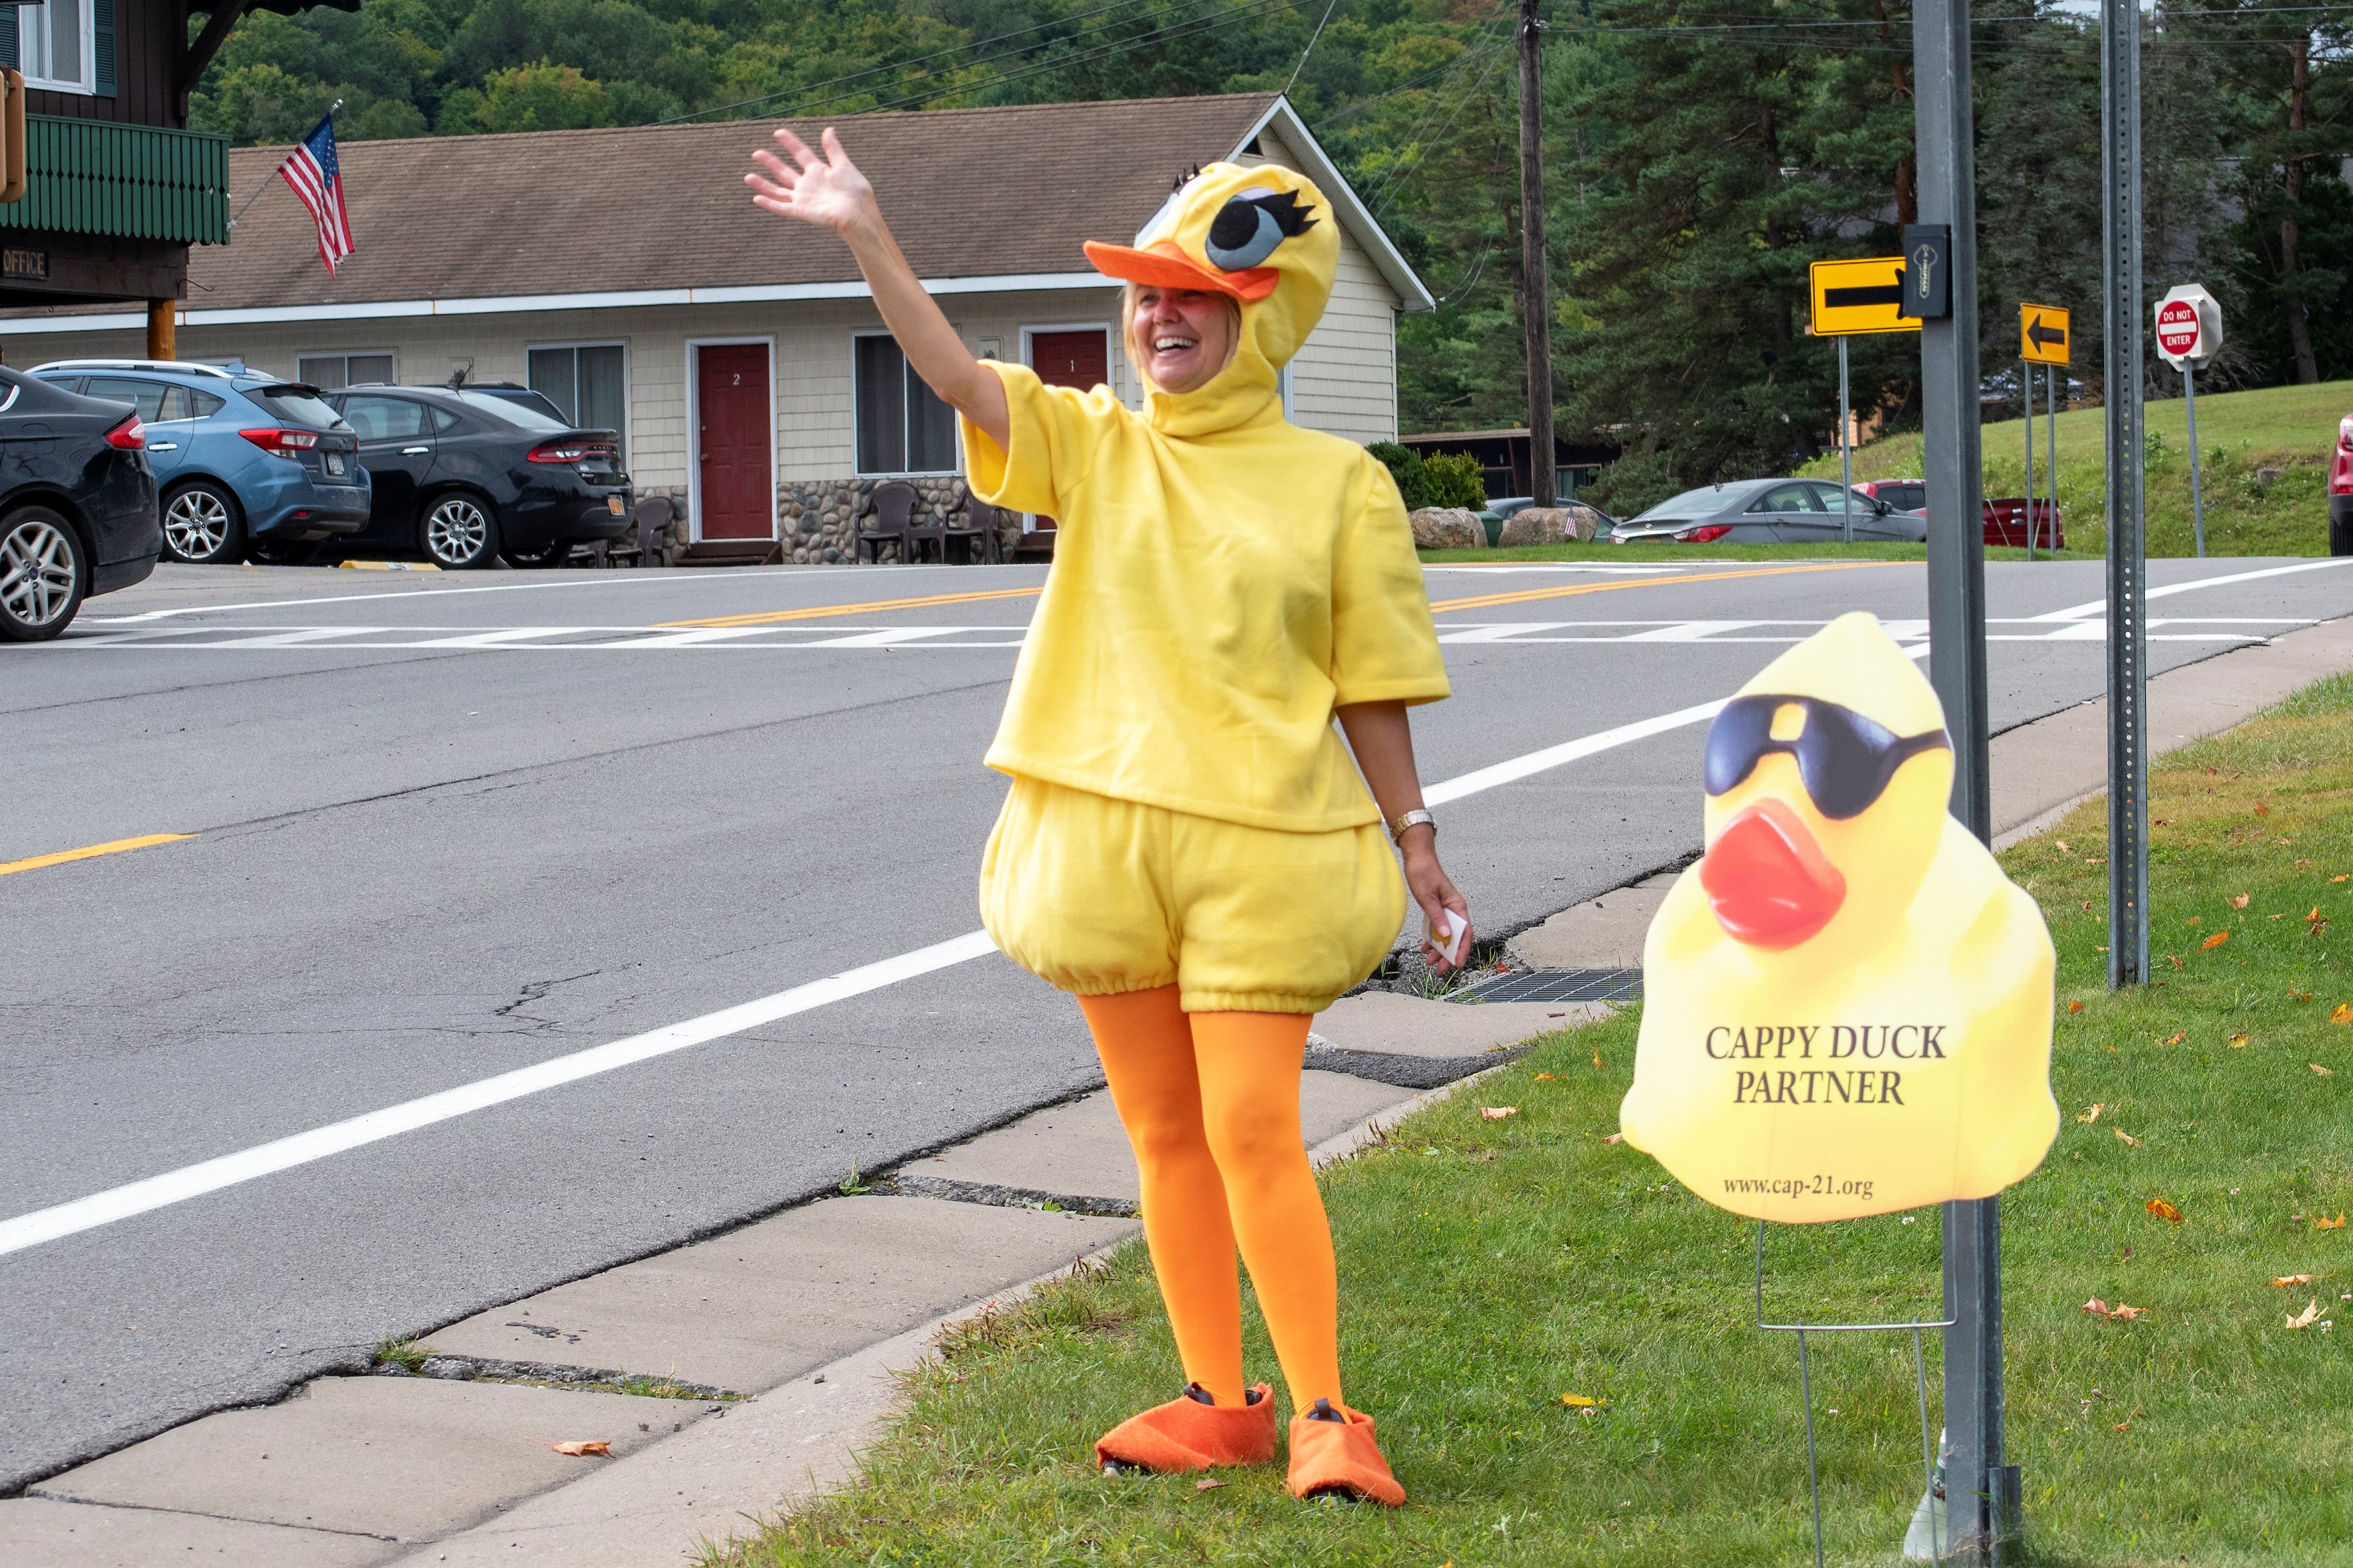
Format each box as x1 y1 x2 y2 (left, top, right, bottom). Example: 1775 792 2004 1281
1171 163 1202 192
1252 189 1316 237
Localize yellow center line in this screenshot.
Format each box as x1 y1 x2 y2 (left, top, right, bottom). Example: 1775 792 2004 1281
659 587 1046 628
0 834 195 878
1428 560 1902 614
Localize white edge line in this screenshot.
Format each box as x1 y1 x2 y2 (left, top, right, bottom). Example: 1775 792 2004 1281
2031 557 2353 621
0 931 998 1257
80 565 877 624
0 695 1740 1256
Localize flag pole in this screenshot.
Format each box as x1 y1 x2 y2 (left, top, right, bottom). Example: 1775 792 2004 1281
227 99 342 230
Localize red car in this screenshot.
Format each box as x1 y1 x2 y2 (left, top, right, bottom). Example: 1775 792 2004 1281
2331 416 2353 555
1853 478 2064 548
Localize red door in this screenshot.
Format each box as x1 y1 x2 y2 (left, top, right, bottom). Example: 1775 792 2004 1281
1026 330 1107 533
697 343 772 541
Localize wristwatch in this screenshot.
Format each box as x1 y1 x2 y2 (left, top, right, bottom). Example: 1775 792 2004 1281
1388 808 1435 843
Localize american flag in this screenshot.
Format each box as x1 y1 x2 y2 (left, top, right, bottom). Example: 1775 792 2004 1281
277 115 354 274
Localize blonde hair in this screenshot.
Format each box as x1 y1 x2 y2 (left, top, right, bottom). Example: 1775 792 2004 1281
1122 283 1242 386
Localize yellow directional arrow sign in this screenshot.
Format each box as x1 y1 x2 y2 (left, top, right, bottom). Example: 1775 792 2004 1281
1808 256 1921 337
2020 303 2070 366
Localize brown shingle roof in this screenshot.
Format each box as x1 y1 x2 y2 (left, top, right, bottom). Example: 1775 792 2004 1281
199 93 1281 311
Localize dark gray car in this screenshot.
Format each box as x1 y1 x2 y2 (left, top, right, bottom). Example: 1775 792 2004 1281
1609 478 1926 545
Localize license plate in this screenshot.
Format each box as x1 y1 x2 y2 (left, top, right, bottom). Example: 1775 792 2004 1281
325 453 347 476
607 495 625 515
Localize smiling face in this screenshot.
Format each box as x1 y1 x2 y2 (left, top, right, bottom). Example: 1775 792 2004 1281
1124 284 1240 394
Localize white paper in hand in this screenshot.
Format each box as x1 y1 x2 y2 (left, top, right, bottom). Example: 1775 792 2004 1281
1426 908 1468 968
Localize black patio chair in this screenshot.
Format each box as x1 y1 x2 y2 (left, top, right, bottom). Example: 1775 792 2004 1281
857 482 919 563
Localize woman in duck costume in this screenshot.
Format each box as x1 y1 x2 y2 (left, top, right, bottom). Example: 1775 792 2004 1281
749 130 1467 1506
1620 613 2058 1221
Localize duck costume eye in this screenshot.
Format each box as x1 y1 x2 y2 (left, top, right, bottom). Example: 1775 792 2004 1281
1204 187 1316 272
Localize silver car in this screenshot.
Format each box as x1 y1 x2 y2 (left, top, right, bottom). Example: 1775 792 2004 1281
1609 478 1927 545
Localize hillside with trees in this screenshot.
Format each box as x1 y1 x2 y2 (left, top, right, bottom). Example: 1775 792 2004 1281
191 0 2353 511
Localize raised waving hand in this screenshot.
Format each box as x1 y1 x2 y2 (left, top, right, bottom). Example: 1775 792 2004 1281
746 126 1007 449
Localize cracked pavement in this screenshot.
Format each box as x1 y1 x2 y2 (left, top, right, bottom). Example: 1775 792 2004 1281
4 556 2349 1493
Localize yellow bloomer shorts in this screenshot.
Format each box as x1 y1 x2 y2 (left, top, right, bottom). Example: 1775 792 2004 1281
978 776 1408 1015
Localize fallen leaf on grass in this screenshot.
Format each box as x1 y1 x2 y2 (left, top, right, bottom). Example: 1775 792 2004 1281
2147 1198 2183 1223
1480 1106 1519 1121
2165 1032 2186 1046
1600 1132 1624 1145
2288 1299 2324 1330
2056 840 2072 853
2082 1299 2148 1321
2202 932 2232 951
1560 1393 1602 1408
2076 1103 2104 1124
2319 1213 2348 1230
2292 990 2315 1003
530 1440 612 1457
2230 1034 2250 1049
2308 908 2331 936
2335 1004 2353 1026
1194 1477 1225 1494
2315 1063 2336 1077
2166 955 2185 970
2335 875 2350 884
2115 1128 2141 1147
2230 893 2251 909
1592 1044 1605 1069
1533 1072 1558 1081
2269 1274 2320 1287
2069 1000 2085 1015
2256 802 2273 817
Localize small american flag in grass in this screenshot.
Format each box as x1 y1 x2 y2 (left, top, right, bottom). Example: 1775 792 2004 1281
279 115 354 274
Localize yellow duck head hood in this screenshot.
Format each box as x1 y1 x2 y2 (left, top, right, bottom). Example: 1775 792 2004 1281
1083 161 1338 437
1698 612 1954 951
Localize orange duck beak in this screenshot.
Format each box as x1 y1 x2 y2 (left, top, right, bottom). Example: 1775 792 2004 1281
1699 799 1848 949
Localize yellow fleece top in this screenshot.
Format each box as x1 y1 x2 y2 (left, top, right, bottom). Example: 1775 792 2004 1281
959 163 1448 834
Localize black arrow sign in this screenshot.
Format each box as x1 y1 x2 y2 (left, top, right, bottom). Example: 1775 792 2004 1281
1826 274 1904 309
2027 315 2066 350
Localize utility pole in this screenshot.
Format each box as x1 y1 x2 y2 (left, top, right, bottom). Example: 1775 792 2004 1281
1517 0 1557 508
1913 0 2012 1555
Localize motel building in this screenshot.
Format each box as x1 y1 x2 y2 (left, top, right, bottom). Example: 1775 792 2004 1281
0 92 1431 564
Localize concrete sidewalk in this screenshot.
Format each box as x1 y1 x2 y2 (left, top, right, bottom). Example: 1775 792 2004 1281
8 614 2348 1568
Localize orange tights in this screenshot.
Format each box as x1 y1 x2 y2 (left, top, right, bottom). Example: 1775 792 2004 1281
1077 985 1340 1414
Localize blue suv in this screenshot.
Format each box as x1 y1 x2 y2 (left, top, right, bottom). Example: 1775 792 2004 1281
29 360 369 565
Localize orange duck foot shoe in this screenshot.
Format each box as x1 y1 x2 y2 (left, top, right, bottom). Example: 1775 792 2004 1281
1287 1399 1406 1507
1096 1383 1277 1475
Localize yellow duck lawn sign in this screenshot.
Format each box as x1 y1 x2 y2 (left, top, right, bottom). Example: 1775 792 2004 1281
1620 612 2059 1222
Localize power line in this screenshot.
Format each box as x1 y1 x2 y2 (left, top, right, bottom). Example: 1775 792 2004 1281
1286 0 1342 92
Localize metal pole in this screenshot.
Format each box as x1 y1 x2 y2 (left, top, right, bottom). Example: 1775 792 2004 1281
1916 0 2003 1555
2048 364 2061 555
2023 358 2035 561
2184 361 2205 558
2104 0 2149 994
1516 0 1557 509
1840 335 1854 543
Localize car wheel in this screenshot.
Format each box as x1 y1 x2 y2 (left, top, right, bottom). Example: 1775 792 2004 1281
0 506 87 642
500 537 573 569
421 492 500 569
160 481 247 565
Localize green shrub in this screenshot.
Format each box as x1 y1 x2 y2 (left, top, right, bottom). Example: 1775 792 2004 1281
1366 441 1432 509
1422 451 1488 509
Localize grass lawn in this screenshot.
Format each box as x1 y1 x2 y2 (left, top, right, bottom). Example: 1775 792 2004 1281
721 675 2353 1568
1798 377 2353 560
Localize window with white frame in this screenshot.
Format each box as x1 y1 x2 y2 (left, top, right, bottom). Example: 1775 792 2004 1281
298 352 394 390
18 0 92 93
854 333 957 475
527 343 627 460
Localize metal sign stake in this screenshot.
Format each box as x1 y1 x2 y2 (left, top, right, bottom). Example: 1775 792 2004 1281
2023 359 2035 562
2184 359 2206 557
2047 366 2059 556
1840 336 1855 543
2104 0 2150 993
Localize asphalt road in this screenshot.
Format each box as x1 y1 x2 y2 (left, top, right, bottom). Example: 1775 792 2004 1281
3 551 2350 1489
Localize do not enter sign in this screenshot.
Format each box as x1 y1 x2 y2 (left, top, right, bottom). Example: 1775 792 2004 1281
2153 283 2223 370
2156 299 2200 357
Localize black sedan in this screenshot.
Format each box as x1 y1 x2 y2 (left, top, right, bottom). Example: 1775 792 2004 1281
0 366 161 641
323 385 633 569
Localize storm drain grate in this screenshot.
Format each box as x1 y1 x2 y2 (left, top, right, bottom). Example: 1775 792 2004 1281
1447 967 1643 1004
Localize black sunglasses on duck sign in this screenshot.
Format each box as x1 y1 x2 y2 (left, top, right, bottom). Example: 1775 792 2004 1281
1703 695 1951 821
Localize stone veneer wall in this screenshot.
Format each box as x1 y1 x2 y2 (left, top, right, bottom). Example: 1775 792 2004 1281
776 477 1023 564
